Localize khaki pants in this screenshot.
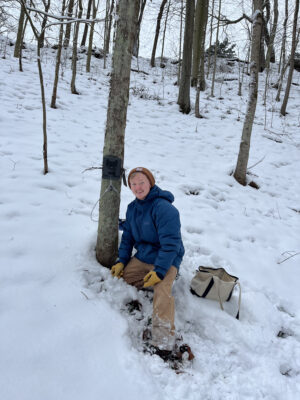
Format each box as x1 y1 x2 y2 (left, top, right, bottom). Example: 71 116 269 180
123 257 177 350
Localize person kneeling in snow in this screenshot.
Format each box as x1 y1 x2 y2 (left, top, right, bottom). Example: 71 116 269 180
111 167 185 357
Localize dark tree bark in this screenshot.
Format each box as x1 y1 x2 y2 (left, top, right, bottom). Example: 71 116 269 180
40 0 51 48
86 0 99 73
96 0 140 267
177 0 195 114
105 0 115 54
133 0 146 57
192 0 209 88
81 0 93 47
63 0 75 48
150 0 168 67
280 0 299 116
71 0 83 94
14 1 26 58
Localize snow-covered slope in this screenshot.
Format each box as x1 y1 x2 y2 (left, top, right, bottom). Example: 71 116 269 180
0 40 300 399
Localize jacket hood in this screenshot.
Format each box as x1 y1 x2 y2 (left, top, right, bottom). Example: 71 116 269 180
137 185 174 204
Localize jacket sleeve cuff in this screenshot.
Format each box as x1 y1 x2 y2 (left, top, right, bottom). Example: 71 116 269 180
154 266 167 280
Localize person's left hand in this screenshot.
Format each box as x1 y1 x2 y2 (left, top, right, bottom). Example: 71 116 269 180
143 271 161 288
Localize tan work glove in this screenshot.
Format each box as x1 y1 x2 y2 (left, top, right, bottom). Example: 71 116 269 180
111 262 124 278
143 271 161 288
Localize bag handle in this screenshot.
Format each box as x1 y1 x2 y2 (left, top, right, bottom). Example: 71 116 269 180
214 277 241 319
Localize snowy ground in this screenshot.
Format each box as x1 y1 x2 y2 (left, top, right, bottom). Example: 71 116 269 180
0 39 300 400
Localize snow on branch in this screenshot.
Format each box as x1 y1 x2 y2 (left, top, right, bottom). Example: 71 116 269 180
25 6 104 24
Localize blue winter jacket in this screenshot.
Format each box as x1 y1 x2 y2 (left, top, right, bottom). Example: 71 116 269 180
118 185 185 278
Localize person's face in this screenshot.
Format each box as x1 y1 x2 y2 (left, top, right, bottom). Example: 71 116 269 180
130 173 151 200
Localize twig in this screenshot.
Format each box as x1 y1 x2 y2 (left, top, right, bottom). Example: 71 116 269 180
80 291 90 300
247 155 266 170
131 68 149 75
81 166 102 173
278 251 300 264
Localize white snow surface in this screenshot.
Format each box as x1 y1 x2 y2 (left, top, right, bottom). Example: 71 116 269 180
0 41 300 400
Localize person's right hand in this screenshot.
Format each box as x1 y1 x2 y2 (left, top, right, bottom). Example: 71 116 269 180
111 262 124 278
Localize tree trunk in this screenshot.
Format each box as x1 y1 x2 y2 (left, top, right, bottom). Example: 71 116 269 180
14 1 26 58
96 0 140 267
20 0 49 174
40 0 51 48
19 16 28 72
263 0 278 105
177 0 195 114
191 0 208 88
265 0 278 70
63 0 75 48
177 0 184 84
37 37 49 174
71 0 83 94
206 0 215 78
133 0 147 58
105 0 115 54
259 21 265 71
280 0 299 116
81 0 93 47
278 0 288 74
51 0 66 108
275 28 299 102
104 0 111 67
210 0 221 97
150 0 168 67
160 0 171 67
233 0 263 186
262 0 275 64
86 0 99 73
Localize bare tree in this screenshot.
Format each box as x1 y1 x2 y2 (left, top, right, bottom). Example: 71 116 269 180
20 0 49 174
63 0 75 48
51 0 66 108
192 0 209 88
234 0 263 186
206 0 215 78
177 0 195 113
81 0 93 47
278 0 288 74
96 0 140 267
71 0 83 94
160 0 171 67
280 0 299 116
40 0 51 48
191 0 208 91
86 0 99 73
150 0 168 67
211 0 221 97
14 0 26 58
263 0 278 105
133 0 147 58
177 0 184 84
275 29 299 102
